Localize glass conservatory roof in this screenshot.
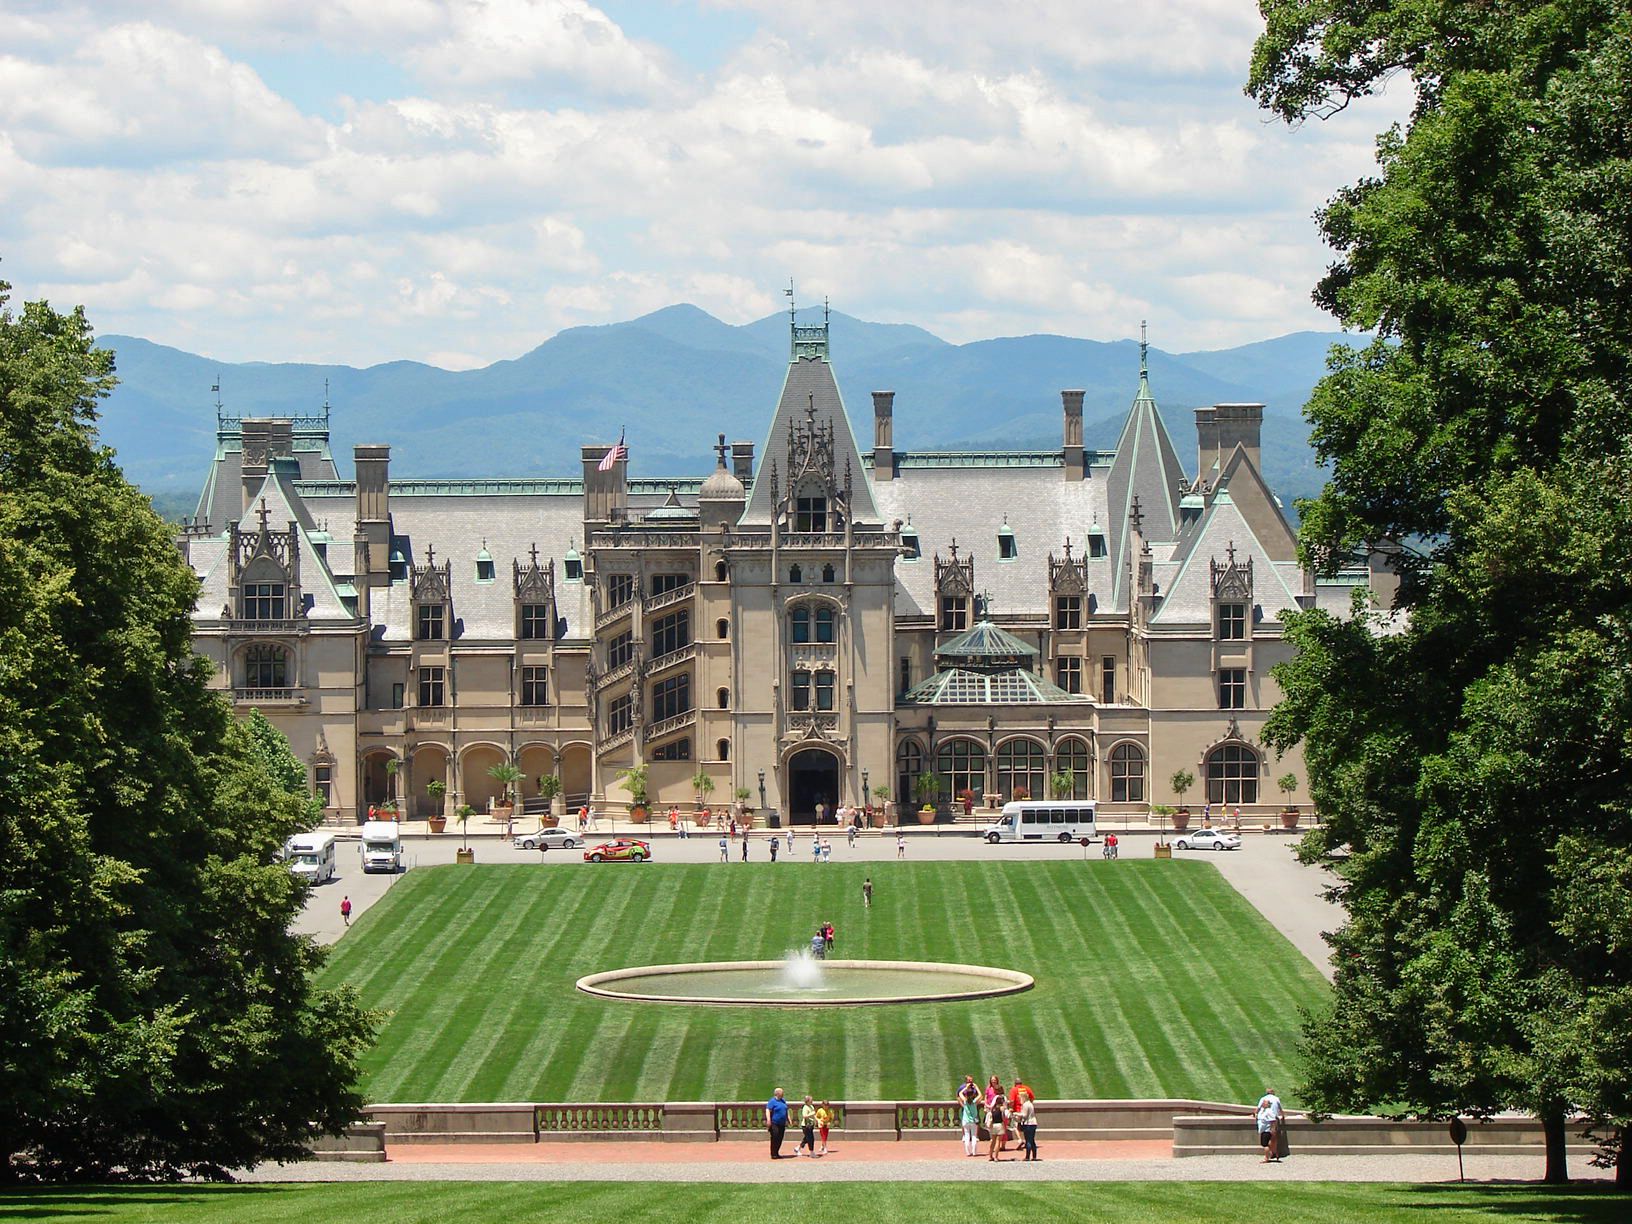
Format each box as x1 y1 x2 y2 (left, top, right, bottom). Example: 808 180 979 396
903 666 1089 706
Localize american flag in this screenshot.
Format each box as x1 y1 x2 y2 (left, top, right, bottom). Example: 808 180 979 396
598 429 626 472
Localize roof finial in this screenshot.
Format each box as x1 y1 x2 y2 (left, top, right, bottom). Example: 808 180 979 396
1140 320 1149 379
256 497 269 531
425 543 435 566
715 432 729 468
529 542 539 566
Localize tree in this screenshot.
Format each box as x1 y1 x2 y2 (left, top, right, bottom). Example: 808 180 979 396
1276 773 1298 810
692 769 716 807
1048 770 1075 800
1170 769 1195 809
1249 1 1632 1183
0 280 374 1180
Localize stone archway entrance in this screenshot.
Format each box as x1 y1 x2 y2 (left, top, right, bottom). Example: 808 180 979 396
787 747 840 825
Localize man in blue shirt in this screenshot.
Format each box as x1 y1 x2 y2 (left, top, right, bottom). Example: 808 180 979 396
765 1087 789 1158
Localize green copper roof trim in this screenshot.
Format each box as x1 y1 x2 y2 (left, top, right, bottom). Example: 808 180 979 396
935 620 1040 661
878 450 1113 471
294 476 709 498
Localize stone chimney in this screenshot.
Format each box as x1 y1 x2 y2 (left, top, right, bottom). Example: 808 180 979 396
731 440 755 484
1061 390 1085 481
582 444 628 526
1211 402 1264 474
1194 407 1220 481
353 444 391 589
871 390 895 482
240 418 293 512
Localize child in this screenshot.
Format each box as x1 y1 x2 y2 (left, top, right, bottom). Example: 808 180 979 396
815 1100 833 1156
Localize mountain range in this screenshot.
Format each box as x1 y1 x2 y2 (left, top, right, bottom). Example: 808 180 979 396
93 305 1363 517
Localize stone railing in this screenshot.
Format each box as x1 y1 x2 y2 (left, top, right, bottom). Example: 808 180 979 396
897 1102 958 1131
718 1102 847 1131
600 726 636 753
595 659 636 690
591 530 700 549
535 1104 664 1134
227 618 307 634
647 643 696 676
232 687 303 704
645 582 696 614
595 601 633 632
647 709 696 740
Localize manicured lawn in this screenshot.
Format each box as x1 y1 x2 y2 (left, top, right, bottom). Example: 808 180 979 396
319 860 1327 1104
4 1183 1626 1223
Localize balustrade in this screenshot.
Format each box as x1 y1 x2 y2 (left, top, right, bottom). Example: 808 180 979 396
534 1104 664 1134
647 642 696 676
595 602 632 632
647 709 695 740
897 1102 958 1131
645 582 696 614
232 687 302 704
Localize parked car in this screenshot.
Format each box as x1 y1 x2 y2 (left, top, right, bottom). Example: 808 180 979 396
516 828 580 852
584 838 651 863
1174 828 1242 852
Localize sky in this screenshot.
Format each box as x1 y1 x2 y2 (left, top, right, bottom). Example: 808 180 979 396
0 1 1410 369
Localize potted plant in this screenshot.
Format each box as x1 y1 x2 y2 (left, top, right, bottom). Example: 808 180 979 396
1012 785 1030 801
955 788 975 816
1151 803 1175 859
454 803 475 863
1277 772 1300 829
1048 769 1075 801
693 768 716 812
734 785 753 829
871 783 892 826
914 771 942 824
619 763 650 823
1170 769 1195 832
538 773 562 826
425 779 447 833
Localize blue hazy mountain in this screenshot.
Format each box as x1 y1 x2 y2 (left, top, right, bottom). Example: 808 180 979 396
96 304 1363 511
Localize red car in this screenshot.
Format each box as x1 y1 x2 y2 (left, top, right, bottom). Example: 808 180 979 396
584 838 651 863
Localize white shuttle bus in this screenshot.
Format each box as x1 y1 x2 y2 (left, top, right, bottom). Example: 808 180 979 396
359 821 402 874
286 832 337 884
983 800 1097 844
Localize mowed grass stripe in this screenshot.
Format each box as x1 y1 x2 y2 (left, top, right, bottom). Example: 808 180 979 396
331 859 1327 1104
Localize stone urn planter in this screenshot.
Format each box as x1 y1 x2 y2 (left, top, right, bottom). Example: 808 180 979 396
428 815 448 834
1171 807 1192 832
871 805 891 828
1280 807 1300 830
541 814 560 829
917 805 937 825
629 805 649 824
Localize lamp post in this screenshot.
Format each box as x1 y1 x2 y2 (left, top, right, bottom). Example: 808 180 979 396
861 768 869 809
758 768 766 810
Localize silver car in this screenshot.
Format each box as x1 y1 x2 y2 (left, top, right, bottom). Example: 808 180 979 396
516 828 581 852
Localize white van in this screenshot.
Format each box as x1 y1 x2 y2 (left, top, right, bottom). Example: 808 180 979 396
359 821 402 874
983 800 1097 844
286 832 337 884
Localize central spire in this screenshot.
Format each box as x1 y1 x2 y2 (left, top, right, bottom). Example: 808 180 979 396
786 279 831 360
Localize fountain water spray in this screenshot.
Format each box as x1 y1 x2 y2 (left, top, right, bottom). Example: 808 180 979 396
781 949 824 990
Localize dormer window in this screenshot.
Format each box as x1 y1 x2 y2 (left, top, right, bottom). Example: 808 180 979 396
940 595 968 631
1088 532 1107 559
795 495 827 533
1217 602 1247 641
416 603 445 640
564 552 583 581
901 529 921 560
475 543 495 583
243 581 286 620
997 524 1018 560
1055 595 1082 630
389 542 409 581
520 604 552 640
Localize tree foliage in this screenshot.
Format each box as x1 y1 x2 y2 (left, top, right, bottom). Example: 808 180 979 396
0 280 374 1181
1249 1 1632 1185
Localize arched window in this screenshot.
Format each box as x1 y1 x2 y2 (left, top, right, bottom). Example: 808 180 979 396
1109 742 1146 803
790 605 811 644
715 560 728 582
717 739 731 762
815 605 835 643
995 738 1046 801
717 687 730 709
821 563 835 583
716 617 729 639
789 564 802 583
936 739 986 804
1054 738 1091 800
243 643 288 690
1206 744 1260 805
896 739 924 805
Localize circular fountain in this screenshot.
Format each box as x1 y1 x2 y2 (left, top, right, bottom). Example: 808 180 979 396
577 956 1033 1007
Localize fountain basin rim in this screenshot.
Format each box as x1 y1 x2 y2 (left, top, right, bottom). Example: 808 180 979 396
576 959 1034 1007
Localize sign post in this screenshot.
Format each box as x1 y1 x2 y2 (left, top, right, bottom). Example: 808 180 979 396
1448 1117 1467 1182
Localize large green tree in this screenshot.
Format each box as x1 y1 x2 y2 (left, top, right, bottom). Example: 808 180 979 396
1249 1 1632 1185
0 280 374 1181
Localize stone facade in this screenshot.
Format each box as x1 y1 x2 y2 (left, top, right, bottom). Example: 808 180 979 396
182 317 1372 826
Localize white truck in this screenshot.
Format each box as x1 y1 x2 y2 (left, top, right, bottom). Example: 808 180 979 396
286 832 337 884
359 821 403 874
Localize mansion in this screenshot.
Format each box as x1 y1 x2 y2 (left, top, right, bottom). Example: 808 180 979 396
179 316 1377 825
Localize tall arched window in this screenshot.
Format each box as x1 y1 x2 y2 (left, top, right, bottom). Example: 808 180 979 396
896 739 924 805
815 605 836 643
1206 744 1259 805
790 605 811 643
716 617 729 639
936 739 986 804
717 687 730 709
1054 738 1091 799
995 738 1046 801
243 643 288 691
1109 742 1146 803
715 559 728 582
717 739 731 762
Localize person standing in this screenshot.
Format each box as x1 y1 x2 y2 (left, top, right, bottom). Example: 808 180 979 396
798 1095 818 1156
986 1094 1007 1161
770 835 779 863
741 834 749 863
340 895 352 927
862 877 872 908
815 1100 833 1156
823 921 835 953
765 1087 789 1159
1255 1088 1284 1163
812 835 821 865
895 832 906 859
847 823 857 850
1019 1094 1038 1161
718 835 729 862
957 1076 982 1157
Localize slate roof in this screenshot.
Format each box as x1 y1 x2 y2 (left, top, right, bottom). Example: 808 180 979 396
740 354 881 527
1104 362 1188 607
1148 487 1305 626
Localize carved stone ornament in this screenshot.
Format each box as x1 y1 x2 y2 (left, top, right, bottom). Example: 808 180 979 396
412 544 452 603
1210 540 1254 602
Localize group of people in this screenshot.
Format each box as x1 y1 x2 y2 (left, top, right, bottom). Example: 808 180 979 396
764 1089 836 1158
956 1074 1039 1161
808 921 837 959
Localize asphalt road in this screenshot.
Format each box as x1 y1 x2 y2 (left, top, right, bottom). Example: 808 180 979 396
294 823 1342 978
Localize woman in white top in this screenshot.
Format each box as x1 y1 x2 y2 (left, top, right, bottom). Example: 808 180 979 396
1019 1095 1038 1161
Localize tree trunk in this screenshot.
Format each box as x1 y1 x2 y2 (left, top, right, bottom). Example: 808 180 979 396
1617 1128 1629 1190
1542 1109 1568 1184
